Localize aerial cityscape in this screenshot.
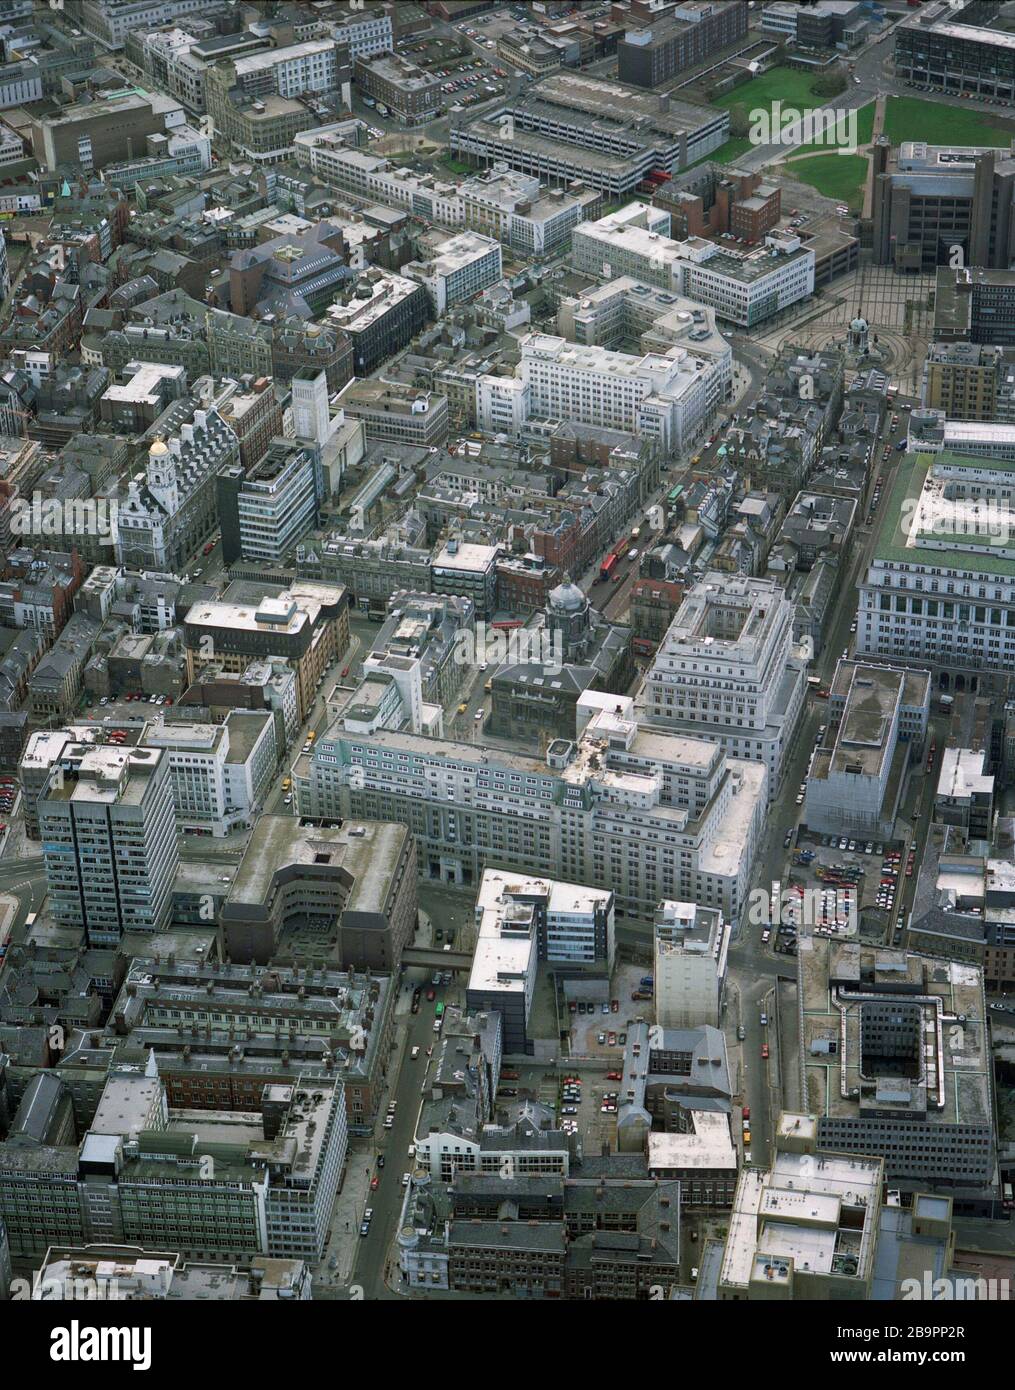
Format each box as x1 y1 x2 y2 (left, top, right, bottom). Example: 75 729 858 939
0 0 1013 1336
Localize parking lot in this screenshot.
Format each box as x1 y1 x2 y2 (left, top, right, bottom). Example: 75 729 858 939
767 831 913 957
395 30 509 116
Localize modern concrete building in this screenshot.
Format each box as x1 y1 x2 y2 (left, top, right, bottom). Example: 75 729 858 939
466 870 615 1054
450 71 728 197
556 276 733 402
182 582 348 723
935 748 994 840
571 204 815 327
325 269 430 376
716 1113 885 1300
894 10 1015 104
933 266 1015 347
142 710 276 838
459 166 601 254
514 331 721 457
29 88 185 172
654 900 728 1030
871 139 1015 272
334 380 449 450
217 439 321 568
404 231 503 316
638 573 807 803
803 663 931 840
220 814 417 973
617 2 750 88
298 696 766 922
798 939 996 1198
38 744 178 945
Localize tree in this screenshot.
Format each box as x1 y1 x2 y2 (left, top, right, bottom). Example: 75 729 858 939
812 69 847 99
728 107 751 139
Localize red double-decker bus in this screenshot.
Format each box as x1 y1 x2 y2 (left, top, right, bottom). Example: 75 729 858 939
600 552 619 580
491 618 523 631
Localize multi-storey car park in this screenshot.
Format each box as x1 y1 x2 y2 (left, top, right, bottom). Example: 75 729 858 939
450 71 729 198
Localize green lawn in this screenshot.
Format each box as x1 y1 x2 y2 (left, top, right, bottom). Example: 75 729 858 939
882 95 1015 147
711 65 835 117
784 152 869 208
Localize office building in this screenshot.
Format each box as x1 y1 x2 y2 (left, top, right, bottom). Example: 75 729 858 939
450 71 728 198
933 266 1015 347
716 1114 885 1300
894 10 1015 104
141 711 276 838
515 331 720 457
29 88 185 173
654 900 728 1030
921 342 1003 421
38 743 178 945
183 582 348 723
324 270 430 378
638 573 807 802
572 204 815 328
870 140 1015 272
219 814 417 972
430 540 499 617
803 663 931 840
798 939 996 1195
856 449 1015 692
404 232 502 316
80 0 210 50
466 870 614 1054
906 409 1015 461
557 276 733 400
618 2 750 88
298 696 766 922
108 955 396 1130
459 166 601 254
217 440 320 568
335 380 449 450
934 748 994 840
294 134 464 225
33 1246 312 1300
354 52 442 126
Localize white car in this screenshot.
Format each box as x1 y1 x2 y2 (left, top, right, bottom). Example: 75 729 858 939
402 1173 411 1188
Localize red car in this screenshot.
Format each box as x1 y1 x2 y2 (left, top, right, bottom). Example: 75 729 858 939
742 1105 750 1122
426 987 436 1001
611 999 619 1012
606 1071 622 1081
761 1043 770 1060
816 687 830 699
370 1176 379 1191
341 667 349 678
